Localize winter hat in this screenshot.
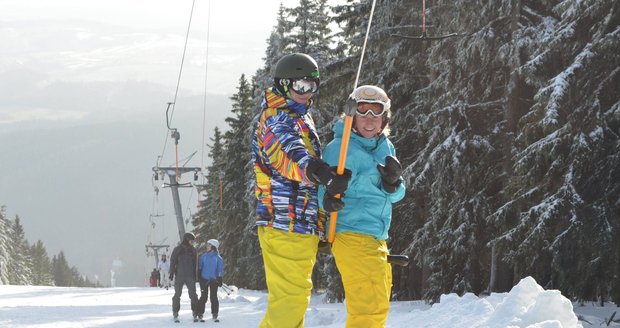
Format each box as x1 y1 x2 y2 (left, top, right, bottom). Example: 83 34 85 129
207 239 220 249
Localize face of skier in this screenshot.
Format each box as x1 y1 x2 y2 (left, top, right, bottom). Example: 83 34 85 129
354 103 385 138
289 84 314 105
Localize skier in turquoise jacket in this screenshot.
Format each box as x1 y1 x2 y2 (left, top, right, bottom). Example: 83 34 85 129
319 85 405 328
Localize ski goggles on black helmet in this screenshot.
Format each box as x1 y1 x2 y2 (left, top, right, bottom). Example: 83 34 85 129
290 78 320 94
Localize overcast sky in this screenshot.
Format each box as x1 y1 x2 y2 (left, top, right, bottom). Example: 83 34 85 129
1 0 306 125
0 0 342 286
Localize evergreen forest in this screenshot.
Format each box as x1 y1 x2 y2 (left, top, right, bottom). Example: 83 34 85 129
0 207 99 287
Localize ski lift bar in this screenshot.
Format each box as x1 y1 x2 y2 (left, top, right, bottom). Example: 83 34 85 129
391 0 462 41
391 32 461 41
145 244 170 268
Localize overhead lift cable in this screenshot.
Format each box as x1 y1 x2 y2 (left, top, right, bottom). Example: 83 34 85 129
157 0 198 168
200 0 213 186
152 0 202 242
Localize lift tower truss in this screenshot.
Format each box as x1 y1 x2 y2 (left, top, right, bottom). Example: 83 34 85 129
152 166 200 241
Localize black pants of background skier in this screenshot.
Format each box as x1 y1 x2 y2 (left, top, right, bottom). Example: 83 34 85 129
197 279 219 318
171 277 198 316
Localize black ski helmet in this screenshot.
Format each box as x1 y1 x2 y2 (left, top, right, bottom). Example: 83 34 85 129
273 53 320 96
183 232 196 241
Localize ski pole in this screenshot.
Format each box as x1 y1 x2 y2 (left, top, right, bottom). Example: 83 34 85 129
221 283 233 295
327 0 377 244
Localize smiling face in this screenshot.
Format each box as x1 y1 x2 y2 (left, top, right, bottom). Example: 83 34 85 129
353 102 385 138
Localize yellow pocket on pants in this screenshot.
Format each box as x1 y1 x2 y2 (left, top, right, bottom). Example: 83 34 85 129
258 226 319 328
332 232 392 328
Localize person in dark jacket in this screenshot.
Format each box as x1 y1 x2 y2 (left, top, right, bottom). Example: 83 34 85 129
169 232 199 322
196 239 224 322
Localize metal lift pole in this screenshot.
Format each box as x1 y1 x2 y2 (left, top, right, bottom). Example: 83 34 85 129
153 166 200 242
169 171 185 240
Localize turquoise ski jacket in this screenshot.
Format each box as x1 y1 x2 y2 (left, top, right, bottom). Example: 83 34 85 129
319 120 405 240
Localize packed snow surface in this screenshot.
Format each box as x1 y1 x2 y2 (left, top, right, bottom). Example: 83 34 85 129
1 276 617 327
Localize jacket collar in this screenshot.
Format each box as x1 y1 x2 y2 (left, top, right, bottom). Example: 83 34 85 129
262 87 310 116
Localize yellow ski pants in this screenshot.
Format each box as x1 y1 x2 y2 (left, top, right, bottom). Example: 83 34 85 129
332 232 392 328
258 226 319 328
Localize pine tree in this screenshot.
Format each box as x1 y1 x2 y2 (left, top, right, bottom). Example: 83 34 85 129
331 0 369 57
254 5 290 92
0 206 10 285
7 216 33 285
266 4 291 67
285 0 335 63
30 240 54 286
193 127 225 253
52 251 73 287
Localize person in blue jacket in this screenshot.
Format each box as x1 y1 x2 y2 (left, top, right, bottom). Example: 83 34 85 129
197 239 224 322
319 85 406 328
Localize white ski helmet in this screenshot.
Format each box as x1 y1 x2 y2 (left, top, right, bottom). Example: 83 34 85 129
350 85 392 135
207 239 220 249
350 85 391 112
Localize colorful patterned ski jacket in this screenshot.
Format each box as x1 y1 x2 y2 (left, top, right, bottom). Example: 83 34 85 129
252 87 326 236
319 119 406 240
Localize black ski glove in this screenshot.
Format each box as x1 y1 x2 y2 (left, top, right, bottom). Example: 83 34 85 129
323 193 345 212
217 277 223 287
169 273 174 281
377 155 403 193
306 158 352 195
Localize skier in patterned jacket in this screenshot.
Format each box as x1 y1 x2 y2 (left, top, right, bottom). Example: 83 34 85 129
252 53 351 328
319 85 406 328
